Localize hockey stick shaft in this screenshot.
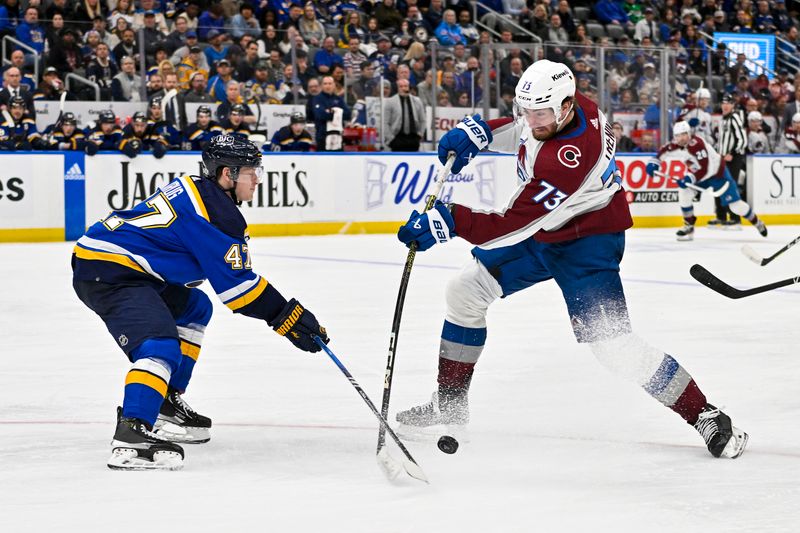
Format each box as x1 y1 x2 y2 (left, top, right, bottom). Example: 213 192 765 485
654 171 728 197
313 336 428 483
690 264 800 298
742 234 800 266
376 154 456 453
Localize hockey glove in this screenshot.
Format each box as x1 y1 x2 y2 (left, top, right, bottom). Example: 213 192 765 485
397 200 456 252
438 114 493 174
645 159 660 177
85 142 99 156
687 118 700 128
676 174 696 189
269 298 329 353
152 142 167 159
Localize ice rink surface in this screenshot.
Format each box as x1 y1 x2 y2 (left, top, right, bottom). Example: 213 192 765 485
2 225 800 532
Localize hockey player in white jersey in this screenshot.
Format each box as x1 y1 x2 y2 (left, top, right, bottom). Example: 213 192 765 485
647 121 768 241
778 113 800 153
678 88 713 142
394 60 748 460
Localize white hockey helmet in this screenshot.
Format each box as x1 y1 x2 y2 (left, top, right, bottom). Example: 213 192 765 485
748 111 763 123
673 121 691 137
514 59 576 129
696 88 711 100
792 112 800 124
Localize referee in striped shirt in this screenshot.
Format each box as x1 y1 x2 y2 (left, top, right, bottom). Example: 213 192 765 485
716 92 748 226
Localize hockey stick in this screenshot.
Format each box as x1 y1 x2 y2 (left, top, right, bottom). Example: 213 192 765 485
313 336 429 484
376 153 455 478
689 264 800 299
47 90 68 146
742 234 800 266
161 88 178 118
655 171 729 197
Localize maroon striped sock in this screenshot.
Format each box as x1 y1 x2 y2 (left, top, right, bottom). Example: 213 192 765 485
671 379 707 425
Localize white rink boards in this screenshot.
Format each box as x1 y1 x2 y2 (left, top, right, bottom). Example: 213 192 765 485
1 226 800 532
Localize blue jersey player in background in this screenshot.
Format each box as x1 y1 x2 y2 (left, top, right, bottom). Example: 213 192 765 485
71 136 330 471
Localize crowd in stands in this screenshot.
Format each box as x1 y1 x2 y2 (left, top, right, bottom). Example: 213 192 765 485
0 0 799 153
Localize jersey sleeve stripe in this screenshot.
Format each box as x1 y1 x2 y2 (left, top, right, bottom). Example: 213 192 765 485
180 176 210 222
75 236 165 281
224 277 269 310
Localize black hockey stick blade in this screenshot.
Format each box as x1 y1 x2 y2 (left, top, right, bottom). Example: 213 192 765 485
690 264 800 299
314 336 429 484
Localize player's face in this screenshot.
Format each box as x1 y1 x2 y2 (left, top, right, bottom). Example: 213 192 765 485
674 132 690 147
101 123 114 134
62 123 75 136
235 166 263 201
291 123 303 135
10 105 24 120
198 113 210 127
521 107 557 140
133 122 146 135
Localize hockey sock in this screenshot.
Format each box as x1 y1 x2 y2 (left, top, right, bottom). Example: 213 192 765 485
643 354 707 425
169 337 202 392
438 357 475 392
123 357 173 427
437 320 484 393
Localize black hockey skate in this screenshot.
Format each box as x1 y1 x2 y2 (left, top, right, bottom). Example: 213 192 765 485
693 404 749 459
676 216 696 241
753 218 768 237
395 388 470 442
108 407 184 471
155 387 212 444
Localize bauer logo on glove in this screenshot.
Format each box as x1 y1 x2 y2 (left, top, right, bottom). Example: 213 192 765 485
397 200 456 251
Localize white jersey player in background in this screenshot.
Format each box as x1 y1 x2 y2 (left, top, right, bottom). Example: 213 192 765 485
678 88 713 142
648 121 768 241
393 60 748 460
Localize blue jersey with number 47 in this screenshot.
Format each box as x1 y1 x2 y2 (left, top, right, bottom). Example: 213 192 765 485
73 175 285 320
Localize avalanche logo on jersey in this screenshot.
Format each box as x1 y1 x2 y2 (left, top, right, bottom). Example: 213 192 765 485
557 145 582 168
516 143 528 182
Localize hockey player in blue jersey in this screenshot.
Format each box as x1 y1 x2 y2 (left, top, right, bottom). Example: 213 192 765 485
84 110 124 155
269 112 314 152
72 135 330 470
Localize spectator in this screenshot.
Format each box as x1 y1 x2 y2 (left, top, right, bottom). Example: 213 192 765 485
363 16 382 46
343 36 367 79
0 67 33 109
140 10 166 58
635 7 659 44
48 28 83 75
204 30 230 73
82 30 102 66
279 3 304 33
85 42 118 100
384 78 425 152
243 61 270 103
264 49 285 84
375 0 404 31
183 71 213 103
231 3 261 39
294 50 315 89
113 28 138 67
369 35 401 81
207 58 234 102
279 26 310 58
453 43 468 74
503 56 523 89
84 110 123 155
435 9 464 46
45 13 66 52
184 105 223 150
351 61 378 99
16 7 45 61
182 1 202 31
311 75 351 151
554 1 576 36
270 111 314 152
594 0 629 27
3 51 35 91
612 122 637 152
424 0 445 32
197 2 225 41
33 67 70 101
164 14 190 54
108 0 135 30
637 63 660 102
314 36 344 76
406 5 430 43
237 40 261 82
340 11 366 46
304 76 322 118
415 69 435 107
259 24 281 56
111 56 143 101
440 70 458 104
298 2 325 47
175 45 209 89
0 1 18 40
171 30 204 66
455 56 482 106
74 0 105 32
216 80 256 125
393 19 415 50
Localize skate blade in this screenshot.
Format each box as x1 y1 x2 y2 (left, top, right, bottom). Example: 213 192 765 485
107 448 184 471
154 420 211 444
396 423 470 444
721 430 749 459
676 235 694 242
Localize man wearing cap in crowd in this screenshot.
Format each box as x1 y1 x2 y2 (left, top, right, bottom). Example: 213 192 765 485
270 111 314 152
207 59 234 102
369 34 401 82
140 9 167 58
243 60 271 103
33 67 71 101
171 30 206 69
120 111 168 159
133 0 169 33
197 2 226 41
176 44 209 90
205 30 230 73
85 110 124 155
0 96 45 150
46 112 86 151
634 7 659 44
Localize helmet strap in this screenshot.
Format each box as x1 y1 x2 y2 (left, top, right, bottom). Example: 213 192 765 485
554 100 574 130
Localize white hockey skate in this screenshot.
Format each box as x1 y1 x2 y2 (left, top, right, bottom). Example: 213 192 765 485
694 404 748 459
395 391 470 443
676 217 696 241
154 388 211 444
108 408 184 471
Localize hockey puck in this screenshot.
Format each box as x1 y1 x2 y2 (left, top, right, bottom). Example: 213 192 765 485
437 435 459 454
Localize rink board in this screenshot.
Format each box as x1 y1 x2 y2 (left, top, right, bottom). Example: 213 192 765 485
1 152 800 242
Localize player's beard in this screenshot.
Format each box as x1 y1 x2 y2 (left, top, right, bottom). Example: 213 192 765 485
531 123 558 141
